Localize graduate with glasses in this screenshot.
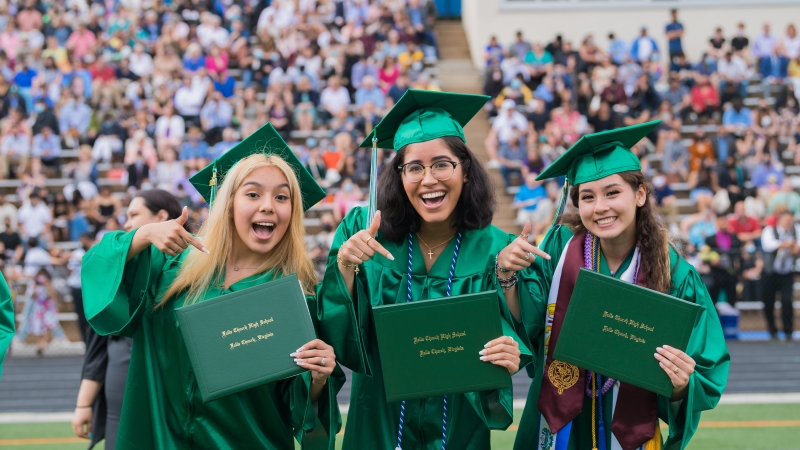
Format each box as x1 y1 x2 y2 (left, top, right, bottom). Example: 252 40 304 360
317 90 545 449
510 122 729 450
80 124 343 450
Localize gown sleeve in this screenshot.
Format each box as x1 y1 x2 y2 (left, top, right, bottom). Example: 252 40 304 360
81 229 166 337
280 294 345 450
0 274 14 381
659 264 730 450
316 207 372 375
515 225 572 377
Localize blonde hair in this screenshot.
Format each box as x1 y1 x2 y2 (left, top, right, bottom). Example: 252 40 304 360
159 154 317 307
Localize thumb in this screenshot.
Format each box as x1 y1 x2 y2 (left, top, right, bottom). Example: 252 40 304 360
368 210 381 236
175 206 188 225
521 220 532 239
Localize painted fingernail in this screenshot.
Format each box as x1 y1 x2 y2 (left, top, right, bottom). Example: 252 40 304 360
479 349 487 356
484 342 491 348
296 348 303 352
654 353 660 358
296 361 304 366
376 210 381 215
386 252 395 261
202 247 210 254
480 356 488 361
656 347 663 352
290 352 298 357
663 345 671 349
294 358 303 363
659 362 665 367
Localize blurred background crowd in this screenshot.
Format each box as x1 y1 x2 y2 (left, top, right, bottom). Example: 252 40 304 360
0 1 798 355
482 9 800 340
0 0 442 354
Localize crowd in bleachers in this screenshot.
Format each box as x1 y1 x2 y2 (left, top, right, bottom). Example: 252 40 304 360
0 0 443 351
482 10 800 338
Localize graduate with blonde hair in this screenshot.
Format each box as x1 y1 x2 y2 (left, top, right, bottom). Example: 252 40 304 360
81 124 343 450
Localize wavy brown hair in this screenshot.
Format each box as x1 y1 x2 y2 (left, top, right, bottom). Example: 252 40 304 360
560 170 674 294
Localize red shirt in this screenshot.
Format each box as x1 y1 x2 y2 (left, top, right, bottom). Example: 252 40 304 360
89 63 117 82
728 215 761 234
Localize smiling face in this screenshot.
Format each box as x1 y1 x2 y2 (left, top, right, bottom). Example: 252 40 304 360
401 138 466 228
231 166 293 255
577 174 645 242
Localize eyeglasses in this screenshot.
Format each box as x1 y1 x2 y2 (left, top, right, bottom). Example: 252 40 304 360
397 160 462 183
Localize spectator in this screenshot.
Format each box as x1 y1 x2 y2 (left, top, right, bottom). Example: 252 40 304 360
398 40 425 73
31 125 62 172
739 241 763 303
769 178 800 219
689 76 720 122
58 95 92 147
205 44 229 79
512 172 552 238
19 268 61 355
761 210 799 340
305 141 327 185
498 129 526 188
661 128 689 182
708 27 727 60
153 147 183 193
751 152 784 190
0 195 17 233
717 51 748 100
722 96 752 131
31 98 60 136
607 32 628 66
509 30 532 59
320 75 350 120
124 130 157 169
179 126 210 171
91 112 126 164
209 128 239 161
267 96 292 140
18 190 52 241
154 103 186 152
485 35 503 67
652 174 678 225
729 200 763 243
704 213 741 304
89 185 122 232
379 56 402 95
731 22 751 63
128 43 153 78
174 76 207 127
753 23 779 79
63 146 98 202
331 177 364 222
0 216 22 263
665 9 685 62
0 110 32 178
487 99 528 164
778 24 800 78
292 77 319 133
200 92 233 146
355 75 386 109
630 27 659 64
65 22 96 61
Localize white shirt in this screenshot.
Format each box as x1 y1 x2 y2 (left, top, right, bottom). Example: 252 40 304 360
783 34 800 59
762 223 800 274
320 86 351 114
197 24 229 50
23 247 52 276
492 110 528 144
66 247 85 288
154 115 186 141
717 55 748 82
635 37 654 62
18 201 52 238
128 51 154 77
174 84 207 117
0 203 18 232
0 133 31 156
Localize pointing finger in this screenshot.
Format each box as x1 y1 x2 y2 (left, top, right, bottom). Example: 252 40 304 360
180 229 210 254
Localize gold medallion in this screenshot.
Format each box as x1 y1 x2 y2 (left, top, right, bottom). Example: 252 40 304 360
547 360 580 394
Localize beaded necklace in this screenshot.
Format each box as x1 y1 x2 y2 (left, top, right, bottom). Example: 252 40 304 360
395 231 462 450
583 231 640 450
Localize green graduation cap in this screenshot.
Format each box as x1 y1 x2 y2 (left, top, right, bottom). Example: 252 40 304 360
536 120 661 185
359 89 490 150
189 123 326 211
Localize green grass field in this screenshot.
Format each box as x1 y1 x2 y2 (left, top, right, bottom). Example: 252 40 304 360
0 404 798 450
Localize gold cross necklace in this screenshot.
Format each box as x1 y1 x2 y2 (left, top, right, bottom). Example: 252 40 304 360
416 233 455 259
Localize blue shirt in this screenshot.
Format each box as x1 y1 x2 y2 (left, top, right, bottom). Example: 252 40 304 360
665 22 684 52
183 56 205 72
608 39 629 65
209 140 238 160
14 69 37 88
31 133 62 158
513 185 547 211
179 140 210 160
751 164 784 188
214 77 236 98
58 102 92 134
722 107 752 127
355 86 386 108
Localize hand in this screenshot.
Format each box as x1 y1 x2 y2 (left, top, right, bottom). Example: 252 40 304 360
654 345 696 400
140 207 209 257
71 406 92 439
337 210 394 273
291 339 336 385
479 336 521 375
496 221 551 274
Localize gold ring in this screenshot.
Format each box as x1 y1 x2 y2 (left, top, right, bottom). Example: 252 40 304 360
673 367 679 374
358 251 365 260
519 233 530 239
524 252 530 261
364 236 373 244
321 357 325 367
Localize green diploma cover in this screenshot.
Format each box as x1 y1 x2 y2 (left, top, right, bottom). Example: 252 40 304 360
372 291 512 403
175 274 317 402
553 269 700 397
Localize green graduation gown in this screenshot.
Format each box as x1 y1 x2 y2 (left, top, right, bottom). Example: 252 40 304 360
513 226 730 450
0 274 14 381
81 230 343 450
317 207 532 449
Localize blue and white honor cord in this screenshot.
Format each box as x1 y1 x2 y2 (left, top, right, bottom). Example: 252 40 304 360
395 231 462 450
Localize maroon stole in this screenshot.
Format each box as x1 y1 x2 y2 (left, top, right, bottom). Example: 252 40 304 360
536 231 658 450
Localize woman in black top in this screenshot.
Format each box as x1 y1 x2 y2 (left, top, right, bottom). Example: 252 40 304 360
72 190 184 450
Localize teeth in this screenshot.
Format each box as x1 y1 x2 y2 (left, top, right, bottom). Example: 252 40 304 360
255 222 275 227
596 218 616 225
421 192 445 199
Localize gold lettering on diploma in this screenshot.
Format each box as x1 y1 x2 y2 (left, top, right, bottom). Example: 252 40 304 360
222 317 277 350
601 311 653 344
415 331 467 357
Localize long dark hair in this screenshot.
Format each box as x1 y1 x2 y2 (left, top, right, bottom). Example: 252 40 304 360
377 136 497 242
560 170 673 294
134 189 189 231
